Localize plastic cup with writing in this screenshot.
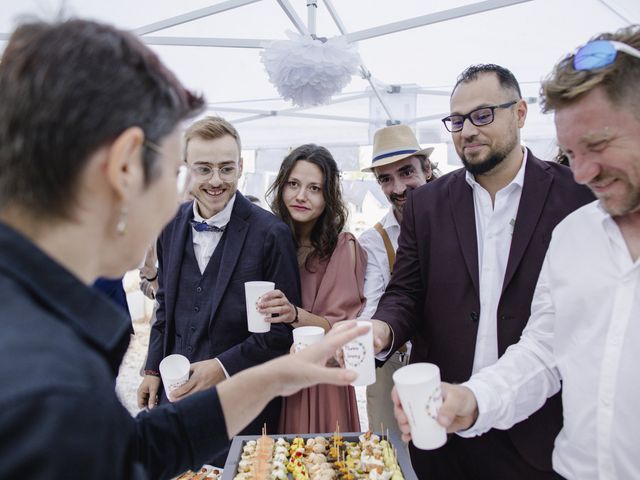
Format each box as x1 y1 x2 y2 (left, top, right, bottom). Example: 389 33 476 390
159 354 190 402
341 320 376 386
244 281 275 333
393 362 447 450
292 326 325 352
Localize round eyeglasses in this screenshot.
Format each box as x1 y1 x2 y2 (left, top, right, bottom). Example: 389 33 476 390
189 163 238 182
441 101 518 133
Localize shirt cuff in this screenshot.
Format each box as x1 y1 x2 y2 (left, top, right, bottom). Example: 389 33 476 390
374 324 395 361
456 378 497 438
215 358 230 379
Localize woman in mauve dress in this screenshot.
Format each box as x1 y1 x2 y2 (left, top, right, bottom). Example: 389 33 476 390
258 144 367 434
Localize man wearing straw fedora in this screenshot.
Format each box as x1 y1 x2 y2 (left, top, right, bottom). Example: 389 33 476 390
369 64 593 479
358 124 438 441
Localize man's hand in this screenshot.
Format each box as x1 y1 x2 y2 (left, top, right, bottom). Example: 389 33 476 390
137 375 161 409
437 383 479 432
333 319 391 367
139 278 157 300
391 382 479 443
391 387 412 442
370 319 392 354
170 359 226 401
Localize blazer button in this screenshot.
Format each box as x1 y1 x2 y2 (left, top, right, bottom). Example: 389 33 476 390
196 286 202 293
187 346 193 353
470 311 479 322
194 306 200 312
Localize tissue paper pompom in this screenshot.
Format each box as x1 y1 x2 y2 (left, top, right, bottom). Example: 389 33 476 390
260 31 361 107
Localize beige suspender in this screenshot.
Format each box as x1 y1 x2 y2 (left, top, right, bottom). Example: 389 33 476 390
373 222 396 275
373 222 408 356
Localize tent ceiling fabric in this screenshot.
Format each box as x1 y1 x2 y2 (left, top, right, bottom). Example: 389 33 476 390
0 0 638 151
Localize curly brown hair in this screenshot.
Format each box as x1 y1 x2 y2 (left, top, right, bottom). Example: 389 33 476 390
267 144 347 268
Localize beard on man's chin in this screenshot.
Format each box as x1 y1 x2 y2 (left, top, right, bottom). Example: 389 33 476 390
390 189 411 213
461 151 507 176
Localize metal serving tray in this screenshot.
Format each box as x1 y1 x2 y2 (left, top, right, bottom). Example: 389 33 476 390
222 432 417 480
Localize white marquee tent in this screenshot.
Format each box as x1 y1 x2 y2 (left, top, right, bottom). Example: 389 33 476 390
0 0 638 209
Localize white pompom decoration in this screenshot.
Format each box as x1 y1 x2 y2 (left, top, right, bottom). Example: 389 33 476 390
260 31 361 107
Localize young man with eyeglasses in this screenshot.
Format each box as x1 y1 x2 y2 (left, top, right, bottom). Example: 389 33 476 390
138 116 300 465
404 26 640 480
368 64 593 479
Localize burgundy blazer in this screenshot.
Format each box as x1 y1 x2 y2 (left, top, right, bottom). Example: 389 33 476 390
374 151 594 471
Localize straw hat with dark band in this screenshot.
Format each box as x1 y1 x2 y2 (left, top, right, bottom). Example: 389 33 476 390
362 124 434 172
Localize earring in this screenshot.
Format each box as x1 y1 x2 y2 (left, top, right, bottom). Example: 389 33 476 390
116 206 128 235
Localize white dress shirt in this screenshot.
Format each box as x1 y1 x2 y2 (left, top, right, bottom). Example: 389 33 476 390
462 200 640 479
465 150 526 373
358 207 399 320
191 194 235 378
191 194 235 274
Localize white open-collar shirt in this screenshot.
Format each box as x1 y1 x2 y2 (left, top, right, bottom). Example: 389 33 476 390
465 149 527 374
463 200 640 479
191 193 236 274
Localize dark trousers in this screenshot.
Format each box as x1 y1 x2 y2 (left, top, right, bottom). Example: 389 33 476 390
409 429 563 480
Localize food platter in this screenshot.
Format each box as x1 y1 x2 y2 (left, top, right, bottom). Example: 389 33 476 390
175 464 222 479
222 431 417 480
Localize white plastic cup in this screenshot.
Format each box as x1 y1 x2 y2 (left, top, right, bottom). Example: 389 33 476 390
159 354 190 402
393 362 447 450
342 320 376 386
244 281 275 333
292 326 325 352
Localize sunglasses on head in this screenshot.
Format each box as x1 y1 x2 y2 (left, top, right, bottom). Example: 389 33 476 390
573 39 640 71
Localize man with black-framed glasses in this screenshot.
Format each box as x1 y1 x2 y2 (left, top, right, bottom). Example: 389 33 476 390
412 25 640 480
368 64 593 479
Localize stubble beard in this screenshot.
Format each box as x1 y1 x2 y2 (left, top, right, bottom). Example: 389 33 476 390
460 135 518 176
596 177 640 217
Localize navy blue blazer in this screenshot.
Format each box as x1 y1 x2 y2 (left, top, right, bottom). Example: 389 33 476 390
146 192 299 376
375 151 594 473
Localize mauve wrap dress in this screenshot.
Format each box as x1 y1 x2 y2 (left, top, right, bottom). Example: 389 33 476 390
278 232 367 434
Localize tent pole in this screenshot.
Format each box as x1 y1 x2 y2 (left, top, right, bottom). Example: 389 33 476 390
276 0 309 35
361 67 395 123
322 0 395 122
307 1 318 37
134 0 262 36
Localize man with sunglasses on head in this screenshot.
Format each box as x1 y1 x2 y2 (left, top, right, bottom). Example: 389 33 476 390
138 116 300 465
401 25 640 480
368 64 593 479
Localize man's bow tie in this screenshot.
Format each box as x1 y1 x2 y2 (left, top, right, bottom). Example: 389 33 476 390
190 220 226 233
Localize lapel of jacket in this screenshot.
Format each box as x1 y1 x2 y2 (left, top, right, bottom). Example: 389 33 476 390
449 171 480 296
164 202 192 324
502 151 552 293
208 193 250 326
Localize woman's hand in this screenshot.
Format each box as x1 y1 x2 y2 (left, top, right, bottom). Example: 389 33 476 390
272 320 368 397
257 289 297 324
